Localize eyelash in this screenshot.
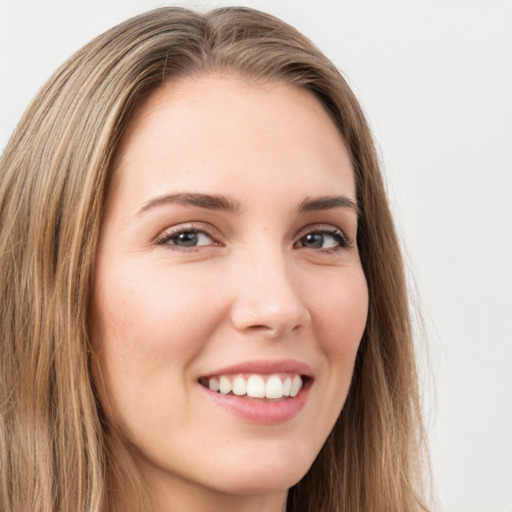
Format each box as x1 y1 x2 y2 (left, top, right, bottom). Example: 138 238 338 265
295 226 351 253
155 224 218 249
155 223 352 253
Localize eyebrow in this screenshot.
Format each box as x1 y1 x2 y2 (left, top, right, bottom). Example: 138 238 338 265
137 192 242 216
298 195 360 216
137 192 359 217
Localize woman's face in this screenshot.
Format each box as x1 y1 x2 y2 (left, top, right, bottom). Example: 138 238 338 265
92 76 368 508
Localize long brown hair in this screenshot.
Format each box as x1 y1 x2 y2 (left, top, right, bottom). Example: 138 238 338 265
0 7 430 511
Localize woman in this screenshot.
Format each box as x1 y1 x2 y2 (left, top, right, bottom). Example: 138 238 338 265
0 7 430 512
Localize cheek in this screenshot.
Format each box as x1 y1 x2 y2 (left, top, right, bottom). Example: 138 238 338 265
90 263 224 416
309 267 368 357
305 266 368 431
290 267 367 462
93 262 217 357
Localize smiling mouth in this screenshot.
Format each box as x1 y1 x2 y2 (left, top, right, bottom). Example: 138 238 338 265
199 373 306 400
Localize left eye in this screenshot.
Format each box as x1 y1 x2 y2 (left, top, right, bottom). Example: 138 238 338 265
160 229 213 248
295 230 347 250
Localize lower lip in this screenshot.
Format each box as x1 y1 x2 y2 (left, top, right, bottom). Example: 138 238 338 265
200 380 311 425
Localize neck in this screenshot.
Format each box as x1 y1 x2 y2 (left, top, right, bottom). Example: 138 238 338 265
147 486 287 512
110 464 288 512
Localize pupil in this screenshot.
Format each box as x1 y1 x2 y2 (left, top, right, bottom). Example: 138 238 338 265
176 232 198 247
304 233 323 248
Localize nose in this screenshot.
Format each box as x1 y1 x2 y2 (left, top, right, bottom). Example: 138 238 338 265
230 250 311 338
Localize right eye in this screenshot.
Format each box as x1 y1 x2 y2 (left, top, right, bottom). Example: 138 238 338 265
157 228 215 248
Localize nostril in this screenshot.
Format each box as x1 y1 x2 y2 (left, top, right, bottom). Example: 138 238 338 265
249 324 273 331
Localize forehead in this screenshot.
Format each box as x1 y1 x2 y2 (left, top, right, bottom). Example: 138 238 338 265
111 75 355 209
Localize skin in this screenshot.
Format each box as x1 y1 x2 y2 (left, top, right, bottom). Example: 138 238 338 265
92 76 369 512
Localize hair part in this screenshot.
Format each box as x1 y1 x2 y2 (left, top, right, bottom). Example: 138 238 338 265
0 7 430 511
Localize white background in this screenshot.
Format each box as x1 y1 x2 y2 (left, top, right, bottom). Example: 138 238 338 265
1 1 511 510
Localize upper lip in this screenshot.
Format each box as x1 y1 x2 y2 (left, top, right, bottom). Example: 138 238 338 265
200 359 314 379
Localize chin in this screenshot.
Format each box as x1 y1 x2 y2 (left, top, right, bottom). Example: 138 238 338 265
204 445 314 496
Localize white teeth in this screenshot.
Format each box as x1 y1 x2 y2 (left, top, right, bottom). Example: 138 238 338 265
205 373 304 399
246 375 266 398
282 377 291 397
208 377 220 392
290 374 303 397
265 375 283 399
232 375 247 396
219 376 232 395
